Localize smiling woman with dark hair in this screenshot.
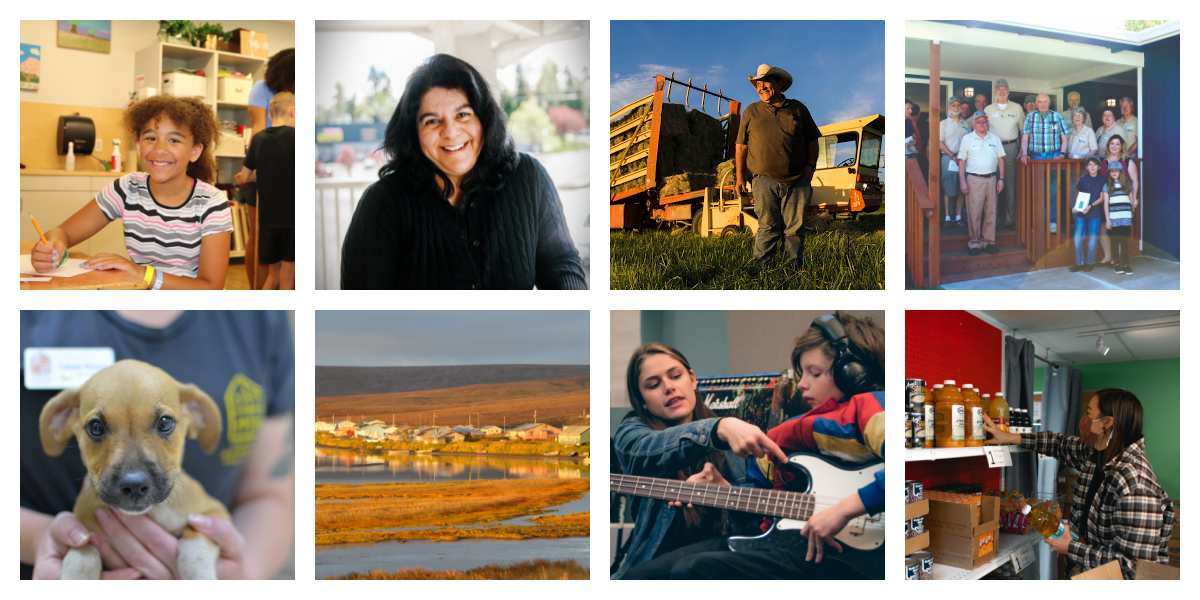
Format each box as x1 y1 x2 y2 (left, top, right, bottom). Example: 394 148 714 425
340 53 586 289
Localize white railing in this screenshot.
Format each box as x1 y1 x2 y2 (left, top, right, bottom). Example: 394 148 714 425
315 179 373 289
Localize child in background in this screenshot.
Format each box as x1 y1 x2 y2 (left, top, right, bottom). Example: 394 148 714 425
1102 159 1138 275
236 92 295 289
1070 157 1107 272
30 96 232 289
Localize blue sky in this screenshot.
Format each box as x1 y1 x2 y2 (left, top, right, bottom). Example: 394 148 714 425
316 311 589 366
611 21 883 124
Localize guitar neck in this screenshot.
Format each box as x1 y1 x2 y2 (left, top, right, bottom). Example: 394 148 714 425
611 474 815 520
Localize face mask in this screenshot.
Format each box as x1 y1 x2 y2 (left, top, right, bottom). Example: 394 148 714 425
1078 415 1096 445
1079 415 1113 448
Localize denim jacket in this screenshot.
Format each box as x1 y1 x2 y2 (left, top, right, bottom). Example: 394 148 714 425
612 415 754 578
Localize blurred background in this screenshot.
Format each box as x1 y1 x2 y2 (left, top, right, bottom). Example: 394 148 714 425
315 21 590 289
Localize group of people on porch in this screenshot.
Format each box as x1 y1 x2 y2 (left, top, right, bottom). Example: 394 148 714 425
905 79 1140 272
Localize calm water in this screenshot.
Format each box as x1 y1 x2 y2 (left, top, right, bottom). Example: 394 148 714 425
316 536 589 579
315 447 588 483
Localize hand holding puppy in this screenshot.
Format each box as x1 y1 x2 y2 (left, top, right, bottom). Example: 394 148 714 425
32 512 140 580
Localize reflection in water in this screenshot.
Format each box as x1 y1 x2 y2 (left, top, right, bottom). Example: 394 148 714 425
315 447 588 483
316 536 589 579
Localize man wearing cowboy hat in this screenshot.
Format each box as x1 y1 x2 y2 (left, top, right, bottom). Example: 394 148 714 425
735 63 821 267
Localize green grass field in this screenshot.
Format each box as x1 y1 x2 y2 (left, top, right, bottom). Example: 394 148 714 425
611 215 884 290
57 30 110 53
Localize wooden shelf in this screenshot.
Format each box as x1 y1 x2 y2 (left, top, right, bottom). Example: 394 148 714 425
905 445 1025 462
929 532 1041 580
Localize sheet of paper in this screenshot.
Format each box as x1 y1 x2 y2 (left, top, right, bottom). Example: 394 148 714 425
947 160 960 172
1074 192 1091 212
20 277 51 282
20 255 92 278
984 445 1012 468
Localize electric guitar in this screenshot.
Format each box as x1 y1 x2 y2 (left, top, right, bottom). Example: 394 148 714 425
611 452 884 578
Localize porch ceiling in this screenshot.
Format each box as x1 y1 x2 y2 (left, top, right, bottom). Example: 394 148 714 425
906 38 1136 88
906 21 1143 88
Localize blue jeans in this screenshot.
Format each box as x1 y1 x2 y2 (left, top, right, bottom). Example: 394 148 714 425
751 175 811 264
1031 151 1063 226
1073 211 1102 265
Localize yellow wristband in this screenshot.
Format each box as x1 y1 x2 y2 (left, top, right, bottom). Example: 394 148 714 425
142 265 155 289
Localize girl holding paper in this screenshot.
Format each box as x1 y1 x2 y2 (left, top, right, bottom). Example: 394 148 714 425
1070 157 1107 272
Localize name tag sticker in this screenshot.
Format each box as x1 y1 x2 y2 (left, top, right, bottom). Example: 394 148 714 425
24 347 116 390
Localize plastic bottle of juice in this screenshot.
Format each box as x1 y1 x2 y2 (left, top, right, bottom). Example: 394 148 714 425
1024 500 1066 538
962 384 984 447
993 393 1011 432
988 391 1008 439
934 380 965 448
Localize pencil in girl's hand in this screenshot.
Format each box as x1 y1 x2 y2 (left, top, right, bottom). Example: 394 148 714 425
29 214 68 268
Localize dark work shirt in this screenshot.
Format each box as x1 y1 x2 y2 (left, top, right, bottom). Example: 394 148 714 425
340 153 587 290
737 98 822 184
20 311 294 578
244 126 295 228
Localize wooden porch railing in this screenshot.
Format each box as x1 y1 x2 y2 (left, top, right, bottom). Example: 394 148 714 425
1017 158 1142 269
905 157 938 287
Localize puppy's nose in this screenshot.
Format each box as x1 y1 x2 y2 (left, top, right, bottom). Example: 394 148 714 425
117 471 151 501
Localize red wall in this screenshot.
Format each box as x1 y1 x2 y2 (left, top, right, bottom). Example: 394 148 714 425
905 311 1003 491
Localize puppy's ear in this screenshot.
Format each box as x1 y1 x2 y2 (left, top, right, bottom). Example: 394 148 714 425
179 384 222 454
39 388 81 457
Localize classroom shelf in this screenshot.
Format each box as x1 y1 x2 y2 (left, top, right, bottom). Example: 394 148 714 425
905 445 1025 462
929 531 1042 580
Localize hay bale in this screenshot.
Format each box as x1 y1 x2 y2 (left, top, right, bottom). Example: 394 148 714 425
654 104 725 186
715 159 736 187
660 172 717 196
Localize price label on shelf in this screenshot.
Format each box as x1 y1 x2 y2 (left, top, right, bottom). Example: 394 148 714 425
1010 542 1037 574
984 445 1012 468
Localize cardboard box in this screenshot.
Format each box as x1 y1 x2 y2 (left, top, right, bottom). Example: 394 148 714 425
162 72 207 98
905 530 930 555
1072 560 1123 580
1134 560 1179 580
1072 559 1181 580
225 29 269 59
927 495 1000 570
905 498 930 520
218 76 252 104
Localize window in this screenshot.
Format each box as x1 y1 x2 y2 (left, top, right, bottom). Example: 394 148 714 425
816 132 859 169
860 133 881 169
1106 98 1117 107
963 86 975 99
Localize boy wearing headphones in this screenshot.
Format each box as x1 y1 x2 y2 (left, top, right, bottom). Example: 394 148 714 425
756 312 885 577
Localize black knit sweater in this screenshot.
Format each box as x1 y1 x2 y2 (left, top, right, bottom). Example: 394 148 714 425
340 153 587 289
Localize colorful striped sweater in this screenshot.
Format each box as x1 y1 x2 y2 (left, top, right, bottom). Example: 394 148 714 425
762 391 886 514
95 173 233 278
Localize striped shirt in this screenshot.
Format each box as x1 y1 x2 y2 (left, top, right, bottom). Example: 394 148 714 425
763 391 886 515
95 173 233 278
1105 180 1133 227
1023 110 1069 154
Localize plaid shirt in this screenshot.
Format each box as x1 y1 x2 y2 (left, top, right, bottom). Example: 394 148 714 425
1022 432 1174 579
1022 110 1069 154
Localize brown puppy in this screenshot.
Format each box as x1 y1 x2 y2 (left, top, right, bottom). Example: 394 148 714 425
39 359 230 579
